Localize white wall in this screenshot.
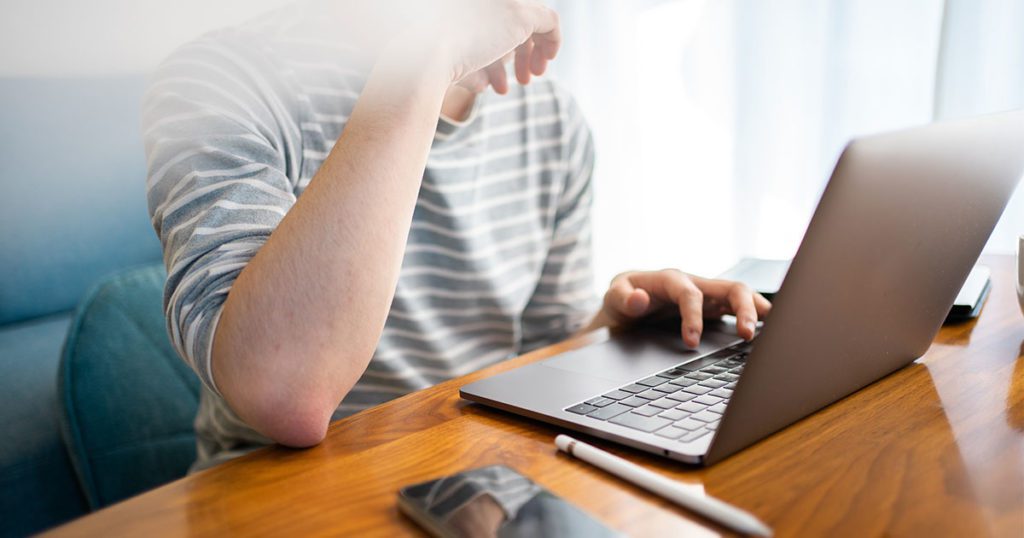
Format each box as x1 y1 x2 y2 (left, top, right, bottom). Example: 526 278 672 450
550 0 1024 286
0 0 293 76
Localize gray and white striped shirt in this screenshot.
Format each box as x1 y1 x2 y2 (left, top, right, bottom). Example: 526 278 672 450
144 5 596 468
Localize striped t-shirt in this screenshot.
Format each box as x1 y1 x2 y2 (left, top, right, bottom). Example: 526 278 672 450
143 6 596 468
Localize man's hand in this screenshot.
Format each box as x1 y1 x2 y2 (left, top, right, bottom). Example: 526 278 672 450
380 0 560 94
591 269 772 349
429 0 560 88
333 1 560 97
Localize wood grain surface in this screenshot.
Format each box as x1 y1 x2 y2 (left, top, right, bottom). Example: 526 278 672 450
47 255 1024 537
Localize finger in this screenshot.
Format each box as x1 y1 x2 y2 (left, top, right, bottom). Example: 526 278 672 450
624 271 704 348
514 39 534 85
603 274 652 323
485 60 509 94
754 293 772 317
693 277 773 318
727 284 758 340
701 296 731 318
624 288 651 318
527 6 561 59
675 281 704 349
530 47 549 77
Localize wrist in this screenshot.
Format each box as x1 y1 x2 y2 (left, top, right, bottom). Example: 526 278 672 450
375 35 455 94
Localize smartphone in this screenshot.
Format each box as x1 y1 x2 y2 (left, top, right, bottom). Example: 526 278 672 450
397 464 621 538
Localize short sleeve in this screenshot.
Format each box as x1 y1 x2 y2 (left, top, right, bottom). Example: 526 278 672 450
143 33 301 395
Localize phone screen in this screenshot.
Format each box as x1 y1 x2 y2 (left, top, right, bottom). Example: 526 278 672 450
397 465 621 538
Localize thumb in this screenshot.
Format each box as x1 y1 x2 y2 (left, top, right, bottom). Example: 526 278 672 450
604 282 652 323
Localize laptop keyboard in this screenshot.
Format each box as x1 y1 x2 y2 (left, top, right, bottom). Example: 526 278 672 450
564 344 749 444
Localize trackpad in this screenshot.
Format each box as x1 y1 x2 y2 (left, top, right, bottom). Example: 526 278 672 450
542 326 744 383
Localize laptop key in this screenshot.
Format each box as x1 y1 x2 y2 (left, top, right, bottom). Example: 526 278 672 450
710 388 733 399
585 396 612 407
680 429 711 443
610 412 672 433
724 382 737 389
602 390 631 400
698 379 728 389
691 410 721 423
637 376 668 387
658 368 687 379
678 356 722 371
633 405 663 417
566 403 597 415
677 401 705 413
669 378 698 388
693 394 722 406
718 373 739 382
684 372 714 381
709 403 728 414
656 426 687 439
620 396 649 407
659 408 688 421
682 385 713 395
666 391 696 402
621 383 648 394
675 418 705 431
649 397 676 409
707 422 719 431
651 384 676 394
587 403 631 421
703 366 727 375
637 389 663 400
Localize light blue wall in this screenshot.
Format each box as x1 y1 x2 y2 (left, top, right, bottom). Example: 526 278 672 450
0 76 163 325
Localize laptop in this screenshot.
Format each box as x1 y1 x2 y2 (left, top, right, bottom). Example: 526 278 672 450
717 258 992 321
460 110 1024 465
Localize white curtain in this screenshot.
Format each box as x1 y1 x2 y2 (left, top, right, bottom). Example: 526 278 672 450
548 0 1024 287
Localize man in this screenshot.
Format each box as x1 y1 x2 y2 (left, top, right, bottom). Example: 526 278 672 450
144 0 770 469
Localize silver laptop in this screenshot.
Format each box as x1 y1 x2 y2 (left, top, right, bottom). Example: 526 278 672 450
460 110 1024 465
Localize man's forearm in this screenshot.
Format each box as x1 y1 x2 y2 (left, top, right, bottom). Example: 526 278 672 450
210 50 451 447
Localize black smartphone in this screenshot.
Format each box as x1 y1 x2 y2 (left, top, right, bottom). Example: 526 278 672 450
397 464 621 538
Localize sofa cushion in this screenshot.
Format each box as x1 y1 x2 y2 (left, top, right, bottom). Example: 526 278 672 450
0 76 163 326
0 314 89 536
59 264 200 509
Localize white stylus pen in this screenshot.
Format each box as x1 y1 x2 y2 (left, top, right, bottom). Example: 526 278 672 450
555 434 773 537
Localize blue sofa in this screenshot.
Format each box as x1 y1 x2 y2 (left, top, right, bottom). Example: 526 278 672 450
0 77 199 535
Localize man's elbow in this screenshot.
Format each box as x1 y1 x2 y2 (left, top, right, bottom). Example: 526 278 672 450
259 405 331 448
230 385 337 448
210 333 364 448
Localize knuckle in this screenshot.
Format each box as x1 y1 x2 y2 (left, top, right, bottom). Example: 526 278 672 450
610 270 635 284
681 279 701 295
608 283 628 296
732 282 752 295
732 284 754 302
683 285 703 303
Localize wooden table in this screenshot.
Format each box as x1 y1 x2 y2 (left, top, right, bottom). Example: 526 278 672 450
49 255 1024 537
